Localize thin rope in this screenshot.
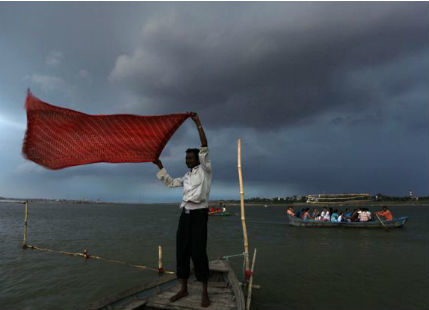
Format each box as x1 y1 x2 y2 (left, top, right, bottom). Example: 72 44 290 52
220 252 248 283
0 200 27 204
25 244 175 274
222 252 246 260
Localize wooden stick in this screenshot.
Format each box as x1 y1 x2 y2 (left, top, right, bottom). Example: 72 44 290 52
238 138 250 274
246 248 257 310
23 201 28 248
239 282 261 289
158 245 164 273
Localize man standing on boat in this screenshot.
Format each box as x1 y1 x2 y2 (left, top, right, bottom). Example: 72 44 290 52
153 112 211 307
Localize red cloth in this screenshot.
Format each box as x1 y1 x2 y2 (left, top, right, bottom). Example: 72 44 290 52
22 91 190 169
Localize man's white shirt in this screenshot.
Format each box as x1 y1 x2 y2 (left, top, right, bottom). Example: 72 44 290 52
156 147 212 210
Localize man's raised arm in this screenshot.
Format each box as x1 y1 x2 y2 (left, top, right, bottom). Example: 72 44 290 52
190 113 211 172
153 159 184 188
190 113 207 147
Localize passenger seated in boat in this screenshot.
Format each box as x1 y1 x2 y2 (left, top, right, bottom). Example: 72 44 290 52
286 207 295 216
363 208 372 221
314 209 321 221
302 208 310 220
311 208 320 219
319 208 330 221
318 208 324 221
344 208 352 222
375 206 393 221
358 208 370 222
295 208 304 219
325 208 331 221
337 212 344 222
330 209 339 222
351 209 360 222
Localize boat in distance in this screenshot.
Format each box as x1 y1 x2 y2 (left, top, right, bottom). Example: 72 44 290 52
287 215 408 228
209 207 231 216
86 259 245 310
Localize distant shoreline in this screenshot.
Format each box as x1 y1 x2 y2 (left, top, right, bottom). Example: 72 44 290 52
2 197 428 208
221 201 429 208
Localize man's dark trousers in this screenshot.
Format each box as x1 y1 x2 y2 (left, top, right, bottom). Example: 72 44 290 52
176 208 209 281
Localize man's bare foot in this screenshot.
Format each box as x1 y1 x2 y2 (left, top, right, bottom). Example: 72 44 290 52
201 293 211 307
169 290 188 302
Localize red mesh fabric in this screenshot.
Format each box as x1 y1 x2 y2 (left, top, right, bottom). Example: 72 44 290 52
22 91 190 169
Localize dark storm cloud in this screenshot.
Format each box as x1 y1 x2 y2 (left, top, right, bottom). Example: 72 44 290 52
109 3 429 129
0 2 428 201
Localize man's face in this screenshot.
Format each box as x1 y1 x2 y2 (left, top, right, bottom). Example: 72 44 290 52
186 152 199 169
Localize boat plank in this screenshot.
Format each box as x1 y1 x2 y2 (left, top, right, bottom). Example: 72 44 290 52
147 299 236 310
153 289 233 303
209 260 229 272
118 299 146 310
147 301 236 310
187 283 232 294
86 275 176 310
147 291 236 310
206 281 228 288
223 260 245 310
85 260 243 310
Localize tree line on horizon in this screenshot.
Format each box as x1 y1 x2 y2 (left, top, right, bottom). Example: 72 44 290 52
219 193 429 203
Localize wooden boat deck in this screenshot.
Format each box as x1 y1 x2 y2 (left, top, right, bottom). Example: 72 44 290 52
145 279 235 310
86 260 245 310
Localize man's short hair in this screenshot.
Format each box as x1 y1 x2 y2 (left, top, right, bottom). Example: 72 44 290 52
186 148 200 162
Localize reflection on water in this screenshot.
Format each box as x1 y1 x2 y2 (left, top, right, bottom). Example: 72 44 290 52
1 202 428 310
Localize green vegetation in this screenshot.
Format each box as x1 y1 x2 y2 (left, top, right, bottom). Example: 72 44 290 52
375 193 428 201
216 194 429 204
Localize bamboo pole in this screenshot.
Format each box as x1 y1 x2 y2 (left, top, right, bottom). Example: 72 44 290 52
238 138 250 275
158 245 164 273
23 201 28 248
375 213 389 231
246 248 257 310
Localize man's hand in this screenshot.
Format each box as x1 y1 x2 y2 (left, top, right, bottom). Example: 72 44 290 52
189 112 200 124
187 111 207 147
152 159 163 170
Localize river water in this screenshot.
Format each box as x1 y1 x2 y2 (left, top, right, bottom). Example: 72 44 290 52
1 202 428 310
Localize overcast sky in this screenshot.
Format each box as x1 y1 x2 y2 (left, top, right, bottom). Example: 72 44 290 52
0 2 428 203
